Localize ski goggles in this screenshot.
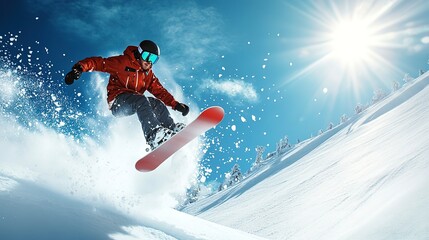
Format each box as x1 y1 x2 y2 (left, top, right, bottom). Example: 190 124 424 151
140 51 159 64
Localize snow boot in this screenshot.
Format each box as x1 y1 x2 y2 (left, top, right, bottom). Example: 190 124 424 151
147 127 174 150
172 122 186 133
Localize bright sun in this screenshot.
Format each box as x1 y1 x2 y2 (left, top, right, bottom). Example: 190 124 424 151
287 0 420 92
329 19 374 64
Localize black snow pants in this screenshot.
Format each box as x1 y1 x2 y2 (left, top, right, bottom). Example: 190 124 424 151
110 93 175 140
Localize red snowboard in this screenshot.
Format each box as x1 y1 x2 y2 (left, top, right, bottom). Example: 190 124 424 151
135 106 225 172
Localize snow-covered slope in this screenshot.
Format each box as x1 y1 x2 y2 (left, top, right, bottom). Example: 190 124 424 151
4 72 428 240
0 175 265 240
183 73 429 239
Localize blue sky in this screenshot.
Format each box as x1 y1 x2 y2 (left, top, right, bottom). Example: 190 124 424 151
2 0 429 183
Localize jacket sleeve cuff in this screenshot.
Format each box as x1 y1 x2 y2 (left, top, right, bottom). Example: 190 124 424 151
74 63 84 72
171 101 179 109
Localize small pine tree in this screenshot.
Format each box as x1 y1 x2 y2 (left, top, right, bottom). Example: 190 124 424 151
229 164 243 184
340 114 348 124
355 103 364 114
392 80 400 91
276 136 289 156
372 88 386 103
252 146 265 170
218 164 243 191
218 182 225 191
403 73 414 83
185 185 201 204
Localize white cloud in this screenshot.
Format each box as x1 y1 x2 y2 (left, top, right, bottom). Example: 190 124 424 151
421 36 429 44
0 176 18 192
201 79 258 102
400 23 429 52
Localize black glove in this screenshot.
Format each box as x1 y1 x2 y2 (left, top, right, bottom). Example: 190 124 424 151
175 103 189 116
65 64 83 85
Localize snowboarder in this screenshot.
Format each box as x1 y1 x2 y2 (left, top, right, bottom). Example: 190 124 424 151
64 40 189 150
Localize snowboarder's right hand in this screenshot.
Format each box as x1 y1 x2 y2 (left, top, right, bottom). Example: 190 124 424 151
65 64 83 85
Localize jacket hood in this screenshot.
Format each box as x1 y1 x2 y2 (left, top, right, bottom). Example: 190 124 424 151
123 46 142 68
123 46 138 58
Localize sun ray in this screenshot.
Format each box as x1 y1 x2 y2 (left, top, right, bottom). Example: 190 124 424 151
283 0 428 105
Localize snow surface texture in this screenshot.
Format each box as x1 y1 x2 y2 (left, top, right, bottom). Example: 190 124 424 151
183 72 429 239
0 176 264 239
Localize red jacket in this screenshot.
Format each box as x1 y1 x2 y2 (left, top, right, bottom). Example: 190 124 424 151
78 46 178 109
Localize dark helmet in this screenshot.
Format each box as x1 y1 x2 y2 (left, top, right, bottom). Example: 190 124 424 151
138 40 160 56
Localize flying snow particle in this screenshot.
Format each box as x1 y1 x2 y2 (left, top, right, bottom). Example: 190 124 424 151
262 64 266 69
35 17 39 20
231 125 236 131
323 88 328 94
252 115 256 121
241 116 246 122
